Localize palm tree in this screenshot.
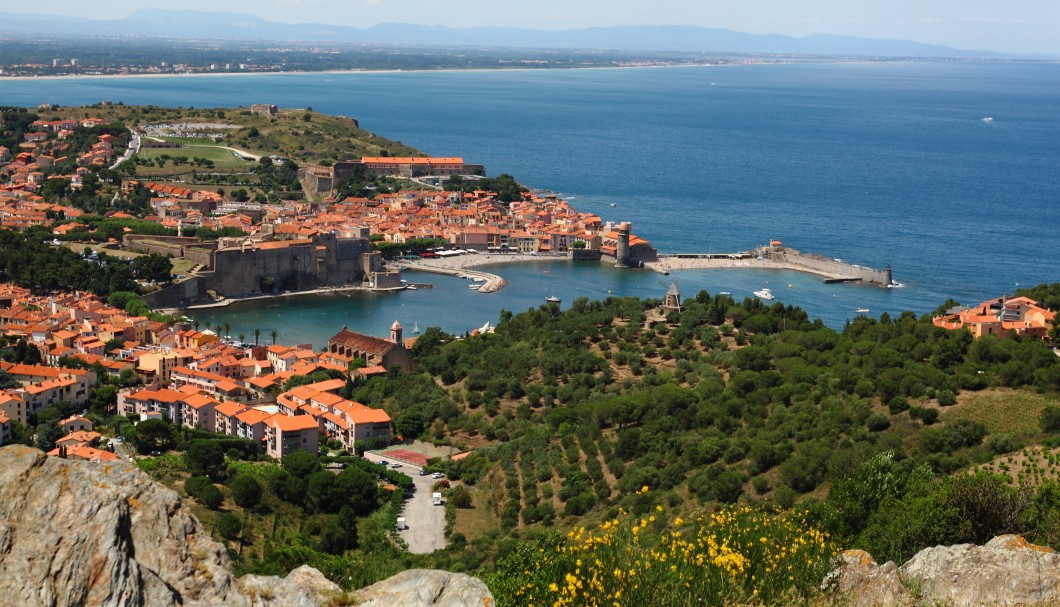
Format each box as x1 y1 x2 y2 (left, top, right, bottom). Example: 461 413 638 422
238 333 245 345
222 322 231 340
204 321 212 333
193 319 201 331
253 328 261 346
270 329 278 345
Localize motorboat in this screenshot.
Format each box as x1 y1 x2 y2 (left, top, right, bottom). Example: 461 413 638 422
856 308 870 314
545 295 561 303
753 288 774 300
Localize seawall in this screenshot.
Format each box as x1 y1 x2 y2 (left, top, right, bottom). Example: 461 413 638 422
648 246 893 286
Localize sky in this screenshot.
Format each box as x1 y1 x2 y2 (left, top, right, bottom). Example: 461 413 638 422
8 1 1060 55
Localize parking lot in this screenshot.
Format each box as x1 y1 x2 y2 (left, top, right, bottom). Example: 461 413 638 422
362 453 447 553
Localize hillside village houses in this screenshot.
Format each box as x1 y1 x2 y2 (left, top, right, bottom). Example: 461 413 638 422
933 296 1056 340
0 107 667 459
4 108 657 264
1 279 397 460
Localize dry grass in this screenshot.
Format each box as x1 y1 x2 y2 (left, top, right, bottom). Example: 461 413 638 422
940 388 1057 435
453 486 499 539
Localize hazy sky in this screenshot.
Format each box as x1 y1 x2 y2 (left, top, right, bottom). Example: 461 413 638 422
10 1 1060 54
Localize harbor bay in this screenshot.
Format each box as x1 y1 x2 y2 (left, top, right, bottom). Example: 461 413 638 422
4 62 1057 337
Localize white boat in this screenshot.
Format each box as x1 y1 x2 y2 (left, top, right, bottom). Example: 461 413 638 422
405 285 417 291
856 308 870 314
753 288 774 300
412 321 420 334
469 284 481 290
719 291 731 296
545 295 561 303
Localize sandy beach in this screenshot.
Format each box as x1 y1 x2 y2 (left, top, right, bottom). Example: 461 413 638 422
393 252 568 293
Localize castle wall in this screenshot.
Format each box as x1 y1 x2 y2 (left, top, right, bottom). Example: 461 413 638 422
142 236 375 307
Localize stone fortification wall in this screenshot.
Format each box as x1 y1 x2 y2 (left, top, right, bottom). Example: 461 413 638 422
143 276 208 308
143 236 375 307
767 247 891 285
124 235 217 269
569 249 603 261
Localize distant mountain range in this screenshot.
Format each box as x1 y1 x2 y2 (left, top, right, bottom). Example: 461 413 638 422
0 9 1006 58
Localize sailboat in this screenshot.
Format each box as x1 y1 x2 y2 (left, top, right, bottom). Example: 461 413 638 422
412 321 421 334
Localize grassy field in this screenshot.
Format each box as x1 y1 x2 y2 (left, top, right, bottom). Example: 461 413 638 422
137 144 255 168
75 104 423 163
941 388 1058 435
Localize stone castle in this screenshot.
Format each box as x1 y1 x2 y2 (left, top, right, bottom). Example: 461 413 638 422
134 232 399 308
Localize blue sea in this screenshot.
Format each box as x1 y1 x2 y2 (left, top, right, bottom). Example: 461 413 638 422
3 63 1058 345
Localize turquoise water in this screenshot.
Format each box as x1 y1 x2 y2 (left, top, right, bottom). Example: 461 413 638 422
3 63 1057 341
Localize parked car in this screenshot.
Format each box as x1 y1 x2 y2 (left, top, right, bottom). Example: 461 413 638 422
379 460 389 466
419 469 430 476
431 472 444 479
390 462 402 468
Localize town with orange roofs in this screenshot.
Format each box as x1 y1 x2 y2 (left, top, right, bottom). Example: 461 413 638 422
0 103 1055 469
0 103 665 462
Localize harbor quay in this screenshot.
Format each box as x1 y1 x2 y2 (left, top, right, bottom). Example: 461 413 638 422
646 243 894 287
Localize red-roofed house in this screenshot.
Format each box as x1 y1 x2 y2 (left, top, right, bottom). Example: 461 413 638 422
264 413 319 459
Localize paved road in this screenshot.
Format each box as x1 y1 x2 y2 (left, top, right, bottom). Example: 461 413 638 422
110 133 140 169
111 439 131 461
363 453 447 553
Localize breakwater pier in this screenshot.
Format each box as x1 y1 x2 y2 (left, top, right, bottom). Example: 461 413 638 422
646 245 893 287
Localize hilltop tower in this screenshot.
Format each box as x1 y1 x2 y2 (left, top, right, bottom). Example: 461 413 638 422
615 222 631 268
390 320 403 344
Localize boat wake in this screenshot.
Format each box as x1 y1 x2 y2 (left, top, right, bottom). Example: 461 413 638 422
887 282 905 289
981 116 994 124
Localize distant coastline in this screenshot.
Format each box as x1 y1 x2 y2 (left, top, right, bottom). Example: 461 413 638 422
0 62 729 83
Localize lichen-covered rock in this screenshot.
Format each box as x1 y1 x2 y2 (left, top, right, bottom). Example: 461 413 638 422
828 535 1060 607
350 569 495 607
0 444 247 607
899 534 1060 606
825 549 914 607
0 445 496 607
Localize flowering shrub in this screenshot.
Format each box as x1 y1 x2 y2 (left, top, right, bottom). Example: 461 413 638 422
489 491 837 607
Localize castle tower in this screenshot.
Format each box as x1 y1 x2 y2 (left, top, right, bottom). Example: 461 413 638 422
615 221 631 268
390 320 403 344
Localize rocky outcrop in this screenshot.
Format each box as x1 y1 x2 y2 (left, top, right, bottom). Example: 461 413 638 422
829 535 1060 607
349 569 494 606
239 566 343 607
0 446 495 607
0 444 244 607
